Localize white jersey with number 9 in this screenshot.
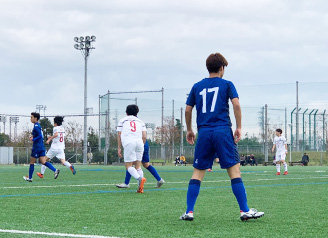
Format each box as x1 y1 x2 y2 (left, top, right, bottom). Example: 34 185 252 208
117 115 146 147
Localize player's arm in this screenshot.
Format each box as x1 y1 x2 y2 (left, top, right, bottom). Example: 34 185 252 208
231 98 241 143
46 132 58 144
285 143 288 154
32 126 43 142
272 144 276 153
142 131 147 144
185 105 195 145
117 131 122 158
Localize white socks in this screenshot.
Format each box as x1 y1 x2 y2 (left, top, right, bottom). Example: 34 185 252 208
137 168 144 178
276 164 280 173
127 167 140 180
63 161 71 168
41 165 46 174
283 162 288 172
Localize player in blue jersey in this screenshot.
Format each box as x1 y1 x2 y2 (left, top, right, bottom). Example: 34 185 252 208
23 112 60 182
179 53 264 221
116 140 165 188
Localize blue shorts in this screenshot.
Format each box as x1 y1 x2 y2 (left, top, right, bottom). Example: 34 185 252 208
193 127 240 170
31 148 46 159
142 141 150 163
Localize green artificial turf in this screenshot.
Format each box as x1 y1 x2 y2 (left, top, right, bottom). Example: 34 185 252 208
0 164 327 237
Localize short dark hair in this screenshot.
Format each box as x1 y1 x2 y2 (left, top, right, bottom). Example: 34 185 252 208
206 53 228 73
54 116 64 126
276 128 283 134
31 112 40 120
126 104 139 116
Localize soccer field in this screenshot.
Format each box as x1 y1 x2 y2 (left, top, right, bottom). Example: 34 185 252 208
0 165 327 238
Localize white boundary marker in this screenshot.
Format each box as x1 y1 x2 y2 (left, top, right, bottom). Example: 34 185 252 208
0 229 121 238
1 176 328 190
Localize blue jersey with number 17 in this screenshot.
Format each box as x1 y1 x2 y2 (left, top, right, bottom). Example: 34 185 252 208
186 77 239 130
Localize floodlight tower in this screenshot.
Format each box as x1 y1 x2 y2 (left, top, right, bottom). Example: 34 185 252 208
74 35 96 164
36 105 47 117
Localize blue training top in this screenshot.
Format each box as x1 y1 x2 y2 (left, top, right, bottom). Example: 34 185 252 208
186 77 238 130
32 122 45 150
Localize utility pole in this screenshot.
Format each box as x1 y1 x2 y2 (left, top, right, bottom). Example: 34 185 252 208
303 109 308 151
296 81 299 151
284 107 287 139
180 107 184 156
314 110 319 150
309 109 315 150
172 100 175 160
323 110 326 150
161 87 164 161
264 104 268 162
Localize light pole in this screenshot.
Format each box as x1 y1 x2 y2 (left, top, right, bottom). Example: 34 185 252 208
74 35 96 164
36 105 47 117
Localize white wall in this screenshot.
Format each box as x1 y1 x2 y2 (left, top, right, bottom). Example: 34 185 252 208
0 147 13 164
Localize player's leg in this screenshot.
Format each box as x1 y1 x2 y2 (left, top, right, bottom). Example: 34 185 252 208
281 155 288 175
135 142 146 193
142 143 164 187
58 149 76 176
180 130 212 221
24 156 37 181
275 155 281 175
227 163 249 212
116 170 131 188
216 128 264 221
124 142 141 181
39 151 60 179
37 158 48 178
38 150 55 178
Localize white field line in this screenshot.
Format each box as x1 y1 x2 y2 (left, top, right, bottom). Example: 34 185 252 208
0 229 121 238
1 176 328 190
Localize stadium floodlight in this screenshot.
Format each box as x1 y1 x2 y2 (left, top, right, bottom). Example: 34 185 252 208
91 35 96 41
73 35 96 165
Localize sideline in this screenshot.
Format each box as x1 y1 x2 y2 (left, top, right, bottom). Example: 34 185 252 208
0 229 121 238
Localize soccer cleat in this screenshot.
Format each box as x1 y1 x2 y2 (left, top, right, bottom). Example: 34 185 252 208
155 179 165 188
23 176 32 182
137 177 146 193
116 183 130 188
283 171 288 175
240 208 264 221
179 212 194 221
207 169 212 172
54 169 60 179
276 172 281 175
36 172 44 178
70 165 76 175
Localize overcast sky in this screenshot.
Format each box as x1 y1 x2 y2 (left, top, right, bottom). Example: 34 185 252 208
1 0 328 137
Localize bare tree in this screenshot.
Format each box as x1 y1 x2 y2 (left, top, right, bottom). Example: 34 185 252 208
154 116 180 145
65 121 83 148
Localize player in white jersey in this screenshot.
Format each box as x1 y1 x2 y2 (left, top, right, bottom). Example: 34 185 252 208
117 105 147 193
272 128 288 175
36 116 76 178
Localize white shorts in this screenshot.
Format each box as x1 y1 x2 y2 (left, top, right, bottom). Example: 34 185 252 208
46 148 65 160
123 140 144 163
275 153 286 162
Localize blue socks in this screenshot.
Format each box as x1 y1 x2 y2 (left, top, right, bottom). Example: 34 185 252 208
186 179 201 213
44 162 56 172
231 178 249 212
125 170 131 185
29 164 34 179
146 165 161 181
